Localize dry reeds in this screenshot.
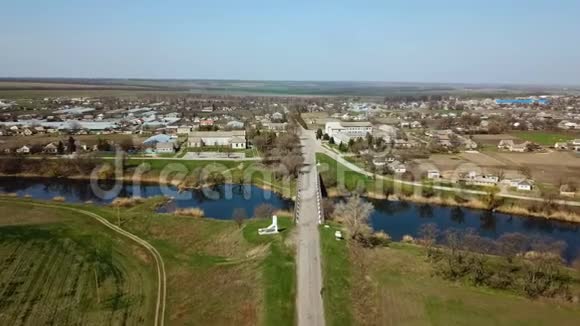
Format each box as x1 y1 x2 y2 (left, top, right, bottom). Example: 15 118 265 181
52 196 65 202
111 197 144 208
173 208 205 218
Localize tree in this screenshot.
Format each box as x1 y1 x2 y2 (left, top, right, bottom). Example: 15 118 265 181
322 133 330 141
233 208 247 228
68 136 76 154
418 223 439 257
519 166 532 179
57 141 65 155
328 137 335 145
316 128 323 140
332 195 374 241
254 203 275 219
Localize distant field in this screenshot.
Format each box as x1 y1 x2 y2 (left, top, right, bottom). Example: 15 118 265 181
511 131 579 145
1 78 572 98
0 202 156 325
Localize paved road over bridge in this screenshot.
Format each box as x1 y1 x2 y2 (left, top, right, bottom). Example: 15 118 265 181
296 126 325 326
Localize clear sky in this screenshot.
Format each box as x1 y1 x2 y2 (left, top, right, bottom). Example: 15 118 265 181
1 0 579 85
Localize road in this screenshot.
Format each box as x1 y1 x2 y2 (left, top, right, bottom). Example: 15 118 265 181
0 201 167 326
316 143 580 207
296 127 325 326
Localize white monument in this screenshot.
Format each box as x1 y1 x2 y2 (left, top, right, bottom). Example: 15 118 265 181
258 215 279 235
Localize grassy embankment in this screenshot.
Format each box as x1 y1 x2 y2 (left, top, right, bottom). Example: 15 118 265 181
319 225 580 326
317 152 580 222
0 197 296 325
121 158 294 197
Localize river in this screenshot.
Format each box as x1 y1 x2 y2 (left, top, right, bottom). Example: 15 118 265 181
1 177 579 260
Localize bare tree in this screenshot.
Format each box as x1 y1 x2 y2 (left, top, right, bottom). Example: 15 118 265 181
418 223 439 257
254 203 275 219
233 208 247 228
332 195 374 240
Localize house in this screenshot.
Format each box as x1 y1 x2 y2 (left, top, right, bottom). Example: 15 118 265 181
560 184 577 197
388 160 406 174
200 119 214 127
393 139 411 149
497 139 529 152
177 125 192 134
16 145 31 154
262 122 288 131
271 112 284 121
427 170 441 179
22 128 33 136
155 142 176 154
510 179 534 191
229 136 246 149
188 130 246 149
554 142 568 150
572 139 580 152
459 171 499 186
516 180 533 191
226 121 245 129
43 143 58 154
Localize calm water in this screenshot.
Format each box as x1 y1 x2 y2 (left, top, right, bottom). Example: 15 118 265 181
0 177 293 220
368 199 580 261
1 177 579 260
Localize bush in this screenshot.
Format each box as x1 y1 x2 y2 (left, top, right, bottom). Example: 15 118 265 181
174 208 204 218
111 197 144 208
254 203 275 219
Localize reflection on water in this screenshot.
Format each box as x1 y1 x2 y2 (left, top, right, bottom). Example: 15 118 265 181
0 177 293 220
367 198 580 261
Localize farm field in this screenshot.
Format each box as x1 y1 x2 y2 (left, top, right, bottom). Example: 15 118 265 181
320 224 580 326
0 198 297 325
0 201 156 325
511 131 580 146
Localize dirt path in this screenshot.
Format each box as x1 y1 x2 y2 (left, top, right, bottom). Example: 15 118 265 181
0 200 167 326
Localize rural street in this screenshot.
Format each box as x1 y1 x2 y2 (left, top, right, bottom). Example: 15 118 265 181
0 201 168 326
316 144 580 207
296 127 325 326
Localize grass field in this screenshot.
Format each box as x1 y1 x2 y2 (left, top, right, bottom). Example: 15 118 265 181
83 199 296 325
511 131 579 146
0 198 297 325
319 228 580 326
0 201 157 325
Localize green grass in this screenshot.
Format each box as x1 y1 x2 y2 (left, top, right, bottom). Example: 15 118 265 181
320 224 353 326
1 197 296 325
512 131 579 146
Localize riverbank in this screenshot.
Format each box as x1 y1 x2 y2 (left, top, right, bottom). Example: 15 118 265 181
0 168 296 200
326 187 580 224
318 151 580 224
319 224 580 326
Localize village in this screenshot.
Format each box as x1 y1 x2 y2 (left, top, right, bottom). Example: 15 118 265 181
1 93 580 198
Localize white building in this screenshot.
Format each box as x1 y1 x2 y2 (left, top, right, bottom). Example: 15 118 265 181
188 130 246 149
155 142 176 154
324 121 372 145
427 170 441 179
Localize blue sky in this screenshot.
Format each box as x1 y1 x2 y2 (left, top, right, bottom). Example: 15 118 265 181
1 0 579 85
